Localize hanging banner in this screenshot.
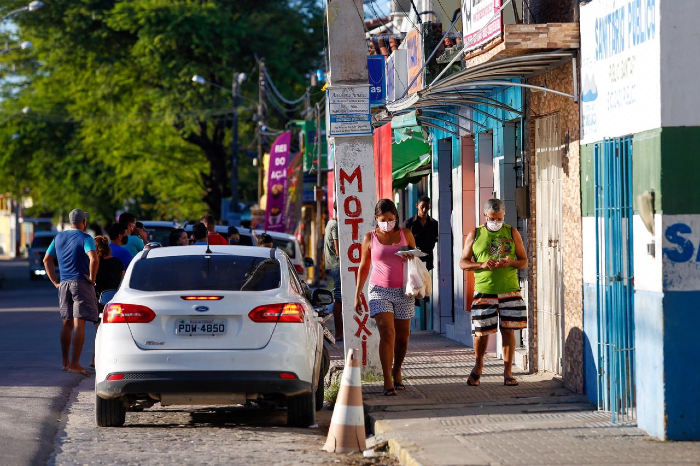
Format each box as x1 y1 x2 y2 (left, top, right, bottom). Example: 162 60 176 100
462 0 503 54
405 28 423 94
265 132 291 232
284 151 304 235
580 0 660 144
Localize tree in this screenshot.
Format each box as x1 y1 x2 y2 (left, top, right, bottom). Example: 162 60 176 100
0 0 324 222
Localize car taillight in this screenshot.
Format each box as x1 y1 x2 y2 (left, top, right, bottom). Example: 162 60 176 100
181 296 223 301
294 264 304 274
248 303 305 323
103 304 156 324
106 373 124 381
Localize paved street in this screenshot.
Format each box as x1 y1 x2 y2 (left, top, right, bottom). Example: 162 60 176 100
0 259 394 465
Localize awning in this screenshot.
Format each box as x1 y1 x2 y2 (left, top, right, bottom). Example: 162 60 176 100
391 111 431 189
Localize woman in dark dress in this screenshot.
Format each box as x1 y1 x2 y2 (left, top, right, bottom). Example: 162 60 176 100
92 236 125 367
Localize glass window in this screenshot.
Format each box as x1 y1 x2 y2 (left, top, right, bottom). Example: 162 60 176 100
129 255 281 292
272 238 296 258
31 236 55 249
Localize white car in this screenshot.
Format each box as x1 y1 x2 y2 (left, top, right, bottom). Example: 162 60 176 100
94 245 332 428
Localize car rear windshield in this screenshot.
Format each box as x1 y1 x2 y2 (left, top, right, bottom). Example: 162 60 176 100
129 255 281 292
31 236 55 249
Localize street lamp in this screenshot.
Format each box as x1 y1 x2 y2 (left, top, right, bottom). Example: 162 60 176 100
0 106 31 126
191 72 248 215
1 41 33 55
1 1 44 22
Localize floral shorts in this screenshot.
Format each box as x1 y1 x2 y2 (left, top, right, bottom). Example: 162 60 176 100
368 284 415 320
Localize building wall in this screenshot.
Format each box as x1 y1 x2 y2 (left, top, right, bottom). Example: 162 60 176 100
527 63 583 392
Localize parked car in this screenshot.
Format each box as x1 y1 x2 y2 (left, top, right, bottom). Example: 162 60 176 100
94 245 332 427
140 221 180 246
27 231 58 280
182 225 314 281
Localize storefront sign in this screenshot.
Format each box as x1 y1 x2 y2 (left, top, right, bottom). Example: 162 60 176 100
462 0 503 54
580 0 660 144
406 29 423 94
333 140 380 373
328 85 371 137
386 49 407 103
265 132 291 232
368 55 386 105
284 151 303 234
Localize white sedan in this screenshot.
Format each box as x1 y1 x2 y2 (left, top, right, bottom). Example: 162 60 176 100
94 245 332 427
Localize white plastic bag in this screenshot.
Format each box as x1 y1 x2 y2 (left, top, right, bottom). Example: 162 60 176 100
404 257 427 299
415 258 432 297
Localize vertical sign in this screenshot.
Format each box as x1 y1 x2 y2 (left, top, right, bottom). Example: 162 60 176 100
462 0 503 54
406 29 423 94
367 55 386 105
265 131 291 232
284 151 304 234
334 139 380 373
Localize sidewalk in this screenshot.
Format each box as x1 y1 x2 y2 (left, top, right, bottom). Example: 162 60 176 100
332 332 700 465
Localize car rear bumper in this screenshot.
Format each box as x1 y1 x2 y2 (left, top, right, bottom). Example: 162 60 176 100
96 370 311 399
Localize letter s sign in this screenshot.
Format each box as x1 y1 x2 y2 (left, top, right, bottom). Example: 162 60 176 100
663 223 694 262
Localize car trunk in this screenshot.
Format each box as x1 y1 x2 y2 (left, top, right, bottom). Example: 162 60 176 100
124 291 286 350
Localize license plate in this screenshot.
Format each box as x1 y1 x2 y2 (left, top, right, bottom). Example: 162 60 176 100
176 318 227 336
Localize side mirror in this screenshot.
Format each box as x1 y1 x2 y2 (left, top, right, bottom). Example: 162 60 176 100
99 289 117 305
304 257 314 267
312 289 334 307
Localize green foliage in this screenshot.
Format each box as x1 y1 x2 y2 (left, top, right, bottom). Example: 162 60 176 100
0 0 324 225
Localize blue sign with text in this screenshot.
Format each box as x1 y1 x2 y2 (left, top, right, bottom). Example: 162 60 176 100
368 55 386 105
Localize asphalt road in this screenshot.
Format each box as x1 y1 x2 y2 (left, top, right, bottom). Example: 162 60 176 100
0 259 97 465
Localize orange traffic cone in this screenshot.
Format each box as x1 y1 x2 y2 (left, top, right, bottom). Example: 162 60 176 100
322 348 366 453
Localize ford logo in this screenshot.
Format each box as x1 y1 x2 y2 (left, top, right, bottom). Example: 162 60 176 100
194 306 209 313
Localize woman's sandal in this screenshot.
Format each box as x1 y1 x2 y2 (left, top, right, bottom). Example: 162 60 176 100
393 381 406 391
504 376 519 386
467 370 481 386
383 387 398 396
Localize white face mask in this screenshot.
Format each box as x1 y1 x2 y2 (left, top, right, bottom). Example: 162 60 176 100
378 220 396 232
487 220 504 231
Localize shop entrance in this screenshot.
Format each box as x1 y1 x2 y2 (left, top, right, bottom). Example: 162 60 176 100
535 113 565 375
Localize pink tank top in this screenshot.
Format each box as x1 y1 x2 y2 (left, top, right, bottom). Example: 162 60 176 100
369 229 407 288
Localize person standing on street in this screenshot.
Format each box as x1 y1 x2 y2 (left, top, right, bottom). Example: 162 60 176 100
43 209 98 376
118 213 145 256
227 226 240 245
459 199 528 387
202 214 228 245
91 235 125 367
169 228 189 246
355 199 417 396
403 195 439 271
192 222 209 245
324 203 343 340
108 223 134 269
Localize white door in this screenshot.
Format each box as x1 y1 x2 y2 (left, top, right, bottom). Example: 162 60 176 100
535 114 564 375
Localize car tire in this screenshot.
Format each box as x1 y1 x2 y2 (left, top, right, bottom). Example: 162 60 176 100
95 395 126 427
287 392 315 427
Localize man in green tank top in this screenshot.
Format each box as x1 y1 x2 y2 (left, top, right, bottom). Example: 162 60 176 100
459 199 528 387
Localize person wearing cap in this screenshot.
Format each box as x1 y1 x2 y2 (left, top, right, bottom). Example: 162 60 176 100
258 233 274 248
118 212 145 256
43 209 99 377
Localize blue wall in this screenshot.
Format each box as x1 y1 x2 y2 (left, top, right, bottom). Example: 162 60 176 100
635 290 666 439
663 291 700 440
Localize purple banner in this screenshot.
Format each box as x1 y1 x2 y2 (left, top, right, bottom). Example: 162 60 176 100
284 151 303 235
265 131 291 232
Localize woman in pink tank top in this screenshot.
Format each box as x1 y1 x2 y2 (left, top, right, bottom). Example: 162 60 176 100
355 199 417 396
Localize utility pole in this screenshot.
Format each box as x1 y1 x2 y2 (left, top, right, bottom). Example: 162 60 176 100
230 70 241 214
325 0 380 373
314 102 324 286
257 59 266 203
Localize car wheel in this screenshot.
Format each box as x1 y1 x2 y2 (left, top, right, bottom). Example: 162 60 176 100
95 395 126 427
287 392 315 427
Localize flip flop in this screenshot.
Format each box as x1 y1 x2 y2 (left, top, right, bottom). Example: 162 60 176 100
467 370 481 386
383 388 397 396
393 382 406 391
504 376 519 386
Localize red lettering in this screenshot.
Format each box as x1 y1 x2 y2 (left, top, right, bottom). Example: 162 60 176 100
344 218 364 241
347 243 361 263
354 313 372 338
348 266 359 281
362 339 367 366
339 166 363 194
344 196 362 218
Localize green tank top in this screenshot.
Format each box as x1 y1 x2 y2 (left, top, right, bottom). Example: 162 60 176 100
472 224 520 294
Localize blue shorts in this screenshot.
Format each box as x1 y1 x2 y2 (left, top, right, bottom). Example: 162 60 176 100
328 268 341 303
